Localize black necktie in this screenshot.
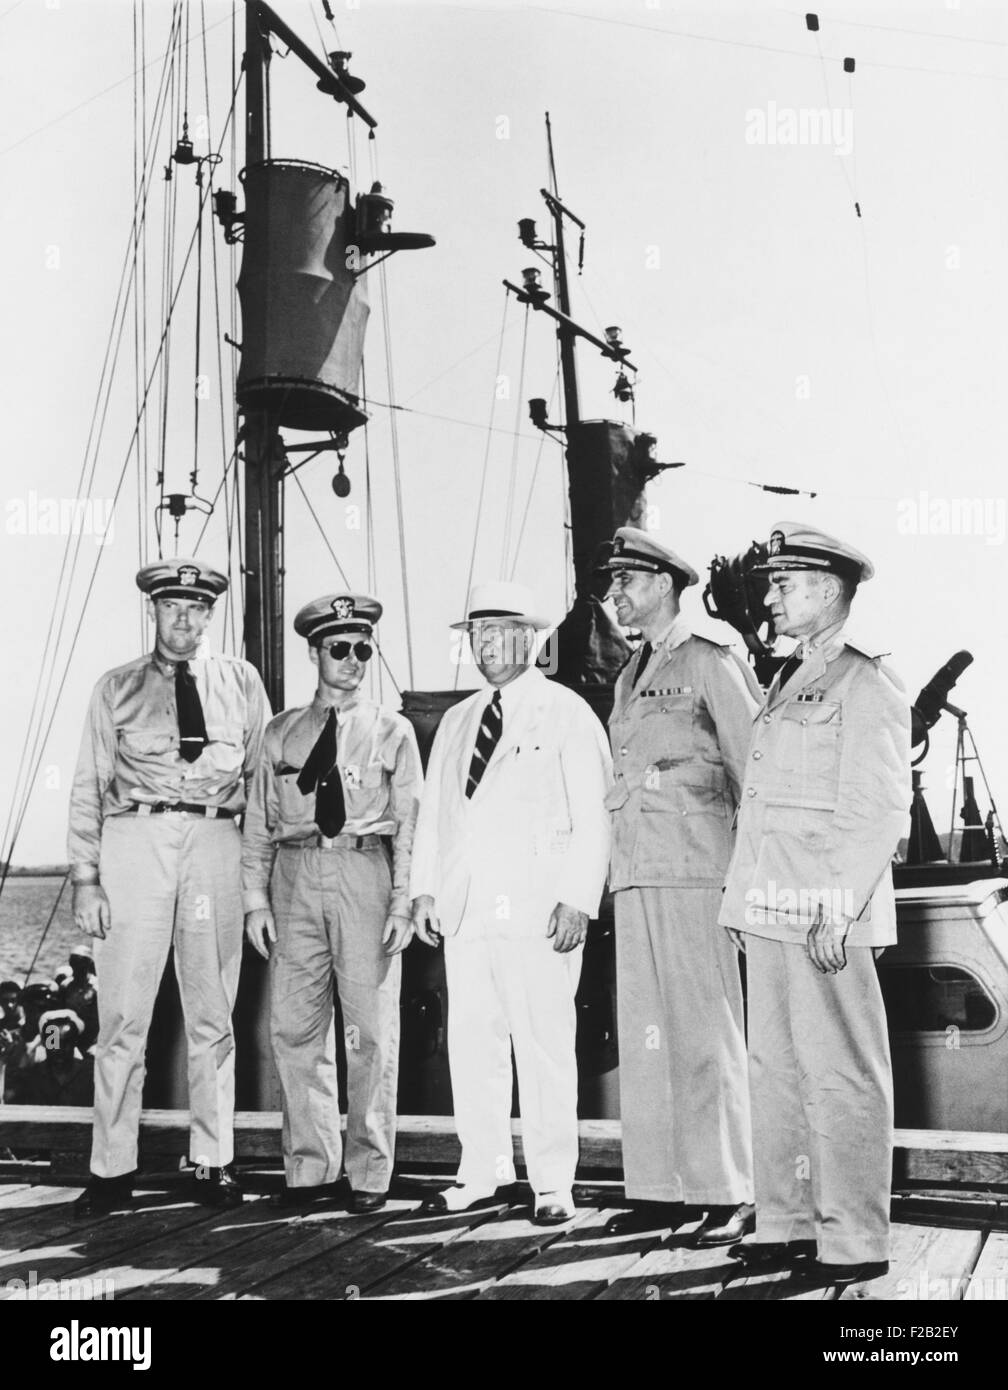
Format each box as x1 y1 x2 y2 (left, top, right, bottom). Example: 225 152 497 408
632 641 653 689
465 690 503 799
175 660 208 763
777 651 803 689
297 708 346 836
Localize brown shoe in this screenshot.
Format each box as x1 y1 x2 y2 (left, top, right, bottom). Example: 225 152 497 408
72 1174 135 1220
694 1202 756 1248
191 1166 244 1208
350 1190 388 1214
728 1239 817 1269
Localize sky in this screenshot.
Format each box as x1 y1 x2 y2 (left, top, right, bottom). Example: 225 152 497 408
1 0 1006 863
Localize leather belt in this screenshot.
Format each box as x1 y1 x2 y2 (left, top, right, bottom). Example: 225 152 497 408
129 801 237 819
281 832 383 851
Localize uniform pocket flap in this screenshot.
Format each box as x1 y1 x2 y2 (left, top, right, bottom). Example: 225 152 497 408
604 781 630 811
780 700 842 725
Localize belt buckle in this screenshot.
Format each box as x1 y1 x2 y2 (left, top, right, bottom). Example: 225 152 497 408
317 833 340 850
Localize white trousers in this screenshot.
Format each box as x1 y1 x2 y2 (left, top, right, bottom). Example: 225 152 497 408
444 928 582 1195
92 815 243 1178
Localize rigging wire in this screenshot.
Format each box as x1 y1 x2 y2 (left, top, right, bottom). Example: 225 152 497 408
0 1 186 890
20 872 70 989
508 366 562 581
369 135 416 689
361 360 383 703
454 286 512 692
499 302 530 578
0 64 244 889
290 471 402 697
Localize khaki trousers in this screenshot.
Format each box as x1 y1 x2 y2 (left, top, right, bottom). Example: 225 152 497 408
444 929 582 1195
93 814 243 1178
614 886 753 1204
746 934 894 1264
269 843 400 1193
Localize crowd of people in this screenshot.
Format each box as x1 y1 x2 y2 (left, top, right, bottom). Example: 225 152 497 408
0 944 98 1105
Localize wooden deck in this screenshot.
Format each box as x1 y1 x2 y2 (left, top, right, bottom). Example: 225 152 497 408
2 1174 1006 1302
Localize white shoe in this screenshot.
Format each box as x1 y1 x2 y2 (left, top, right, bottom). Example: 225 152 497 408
426 1183 500 1214
533 1189 575 1225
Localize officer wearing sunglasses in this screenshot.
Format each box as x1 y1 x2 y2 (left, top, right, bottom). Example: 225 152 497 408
241 592 423 1213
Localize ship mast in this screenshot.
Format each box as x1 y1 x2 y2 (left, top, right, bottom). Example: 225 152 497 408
242 2 285 711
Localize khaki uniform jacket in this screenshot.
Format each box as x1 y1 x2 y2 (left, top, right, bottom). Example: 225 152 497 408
606 624 762 889
718 629 911 948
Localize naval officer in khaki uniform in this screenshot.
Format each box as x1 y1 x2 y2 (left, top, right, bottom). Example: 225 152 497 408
721 523 911 1288
242 594 422 1211
602 529 761 1243
68 559 271 1216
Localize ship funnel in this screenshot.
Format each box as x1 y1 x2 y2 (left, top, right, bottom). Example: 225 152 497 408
237 160 369 433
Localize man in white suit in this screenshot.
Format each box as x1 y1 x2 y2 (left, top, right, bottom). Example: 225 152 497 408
410 581 612 1225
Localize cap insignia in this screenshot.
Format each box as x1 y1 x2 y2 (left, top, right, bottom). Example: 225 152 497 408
331 597 355 620
768 530 784 556
177 565 200 586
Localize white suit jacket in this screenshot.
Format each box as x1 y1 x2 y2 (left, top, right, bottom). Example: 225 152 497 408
409 667 613 937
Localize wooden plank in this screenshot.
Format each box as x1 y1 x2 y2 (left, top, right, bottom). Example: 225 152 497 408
3 1108 1007 1181
598 1237 758 1301
140 1202 415 1301
0 1183 30 1203
361 1206 598 1300
840 1223 984 1302
0 1184 85 1216
964 1231 1008 1300
484 1209 703 1301
0 1193 220 1291
54 1197 279 1300
244 1200 518 1301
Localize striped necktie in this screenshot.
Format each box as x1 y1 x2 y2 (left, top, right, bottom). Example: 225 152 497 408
465 689 503 799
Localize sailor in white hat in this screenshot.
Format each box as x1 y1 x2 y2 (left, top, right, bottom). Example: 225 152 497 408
242 592 423 1212
720 522 910 1288
68 558 271 1217
602 527 761 1244
410 580 612 1225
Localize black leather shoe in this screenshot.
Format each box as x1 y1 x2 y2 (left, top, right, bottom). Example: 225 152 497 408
350 1190 388 1214
72 1174 135 1220
694 1202 756 1248
605 1203 685 1236
789 1258 889 1289
271 1181 344 1209
191 1166 244 1208
728 1239 817 1269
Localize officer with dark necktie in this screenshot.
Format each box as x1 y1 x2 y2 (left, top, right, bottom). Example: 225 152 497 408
242 593 423 1211
68 559 271 1217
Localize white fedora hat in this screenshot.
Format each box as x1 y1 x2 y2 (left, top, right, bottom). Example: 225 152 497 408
450 580 551 631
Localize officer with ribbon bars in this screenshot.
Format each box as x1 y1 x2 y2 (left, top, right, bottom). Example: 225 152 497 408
602 528 761 1244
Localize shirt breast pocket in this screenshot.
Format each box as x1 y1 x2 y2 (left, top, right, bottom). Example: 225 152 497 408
776 701 842 780
636 694 694 763
201 722 245 774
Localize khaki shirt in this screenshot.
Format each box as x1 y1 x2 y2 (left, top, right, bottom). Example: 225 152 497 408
607 619 762 889
67 652 271 883
718 628 911 948
241 693 423 918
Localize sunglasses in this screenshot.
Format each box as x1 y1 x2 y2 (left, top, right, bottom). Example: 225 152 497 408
324 640 373 662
